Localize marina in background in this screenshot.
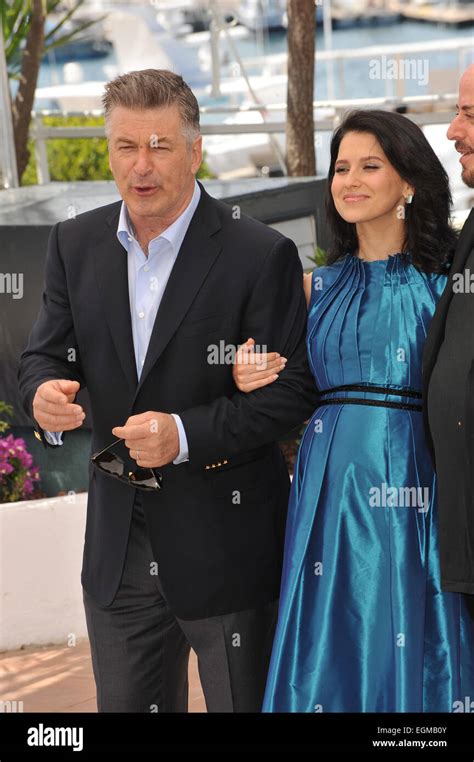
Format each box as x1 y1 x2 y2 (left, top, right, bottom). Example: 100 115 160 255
1 0 473 212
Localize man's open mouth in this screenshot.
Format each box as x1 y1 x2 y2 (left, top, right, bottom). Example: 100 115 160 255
133 186 158 196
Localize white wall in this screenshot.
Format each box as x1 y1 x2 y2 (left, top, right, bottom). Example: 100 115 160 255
271 216 317 271
0 494 88 651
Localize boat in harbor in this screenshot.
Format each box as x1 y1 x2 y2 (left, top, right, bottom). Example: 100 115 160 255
43 15 113 62
236 0 287 31
26 1 474 214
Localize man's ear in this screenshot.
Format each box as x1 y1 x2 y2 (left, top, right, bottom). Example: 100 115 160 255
191 135 203 175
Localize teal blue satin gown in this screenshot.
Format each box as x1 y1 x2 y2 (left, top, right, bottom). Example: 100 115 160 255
263 253 474 712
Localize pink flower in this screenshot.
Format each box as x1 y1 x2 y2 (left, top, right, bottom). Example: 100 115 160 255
0 434 41 501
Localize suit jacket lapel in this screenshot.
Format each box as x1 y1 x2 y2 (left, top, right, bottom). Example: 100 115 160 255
423 208 474 379
93 202 138 395
91 188 223 402
134 186 223 401
452 208 474 268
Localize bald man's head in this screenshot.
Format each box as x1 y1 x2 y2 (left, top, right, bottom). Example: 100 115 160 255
448 64 474 187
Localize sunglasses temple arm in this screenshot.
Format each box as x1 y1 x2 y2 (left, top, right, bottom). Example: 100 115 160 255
93 437 124 458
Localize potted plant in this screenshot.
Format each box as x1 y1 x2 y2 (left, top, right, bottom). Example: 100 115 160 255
0 401 90 650
0 402 42 502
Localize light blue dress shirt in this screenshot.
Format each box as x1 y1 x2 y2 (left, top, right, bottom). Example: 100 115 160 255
44 181 201 464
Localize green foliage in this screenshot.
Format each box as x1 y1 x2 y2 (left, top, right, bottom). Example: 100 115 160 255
306 245 327 268
22 115 215 184
1 0 104 79
22 115 112 184
197 153 214 180
0 402 13 434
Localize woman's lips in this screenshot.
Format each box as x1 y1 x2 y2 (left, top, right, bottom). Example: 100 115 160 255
343 195 370 202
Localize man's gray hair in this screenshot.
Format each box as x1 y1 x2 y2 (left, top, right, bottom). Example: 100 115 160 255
103 69 200 142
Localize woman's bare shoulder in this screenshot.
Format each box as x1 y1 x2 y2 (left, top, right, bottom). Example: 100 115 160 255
303 271 313 307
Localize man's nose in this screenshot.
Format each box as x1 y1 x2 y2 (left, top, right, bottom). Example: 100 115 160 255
447 114 463 142
133 149 153 174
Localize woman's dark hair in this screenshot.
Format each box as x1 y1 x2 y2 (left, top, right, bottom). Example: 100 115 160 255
325 109 458 272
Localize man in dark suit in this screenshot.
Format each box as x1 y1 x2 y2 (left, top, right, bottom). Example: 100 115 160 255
17 70 318 712
423 64 474 601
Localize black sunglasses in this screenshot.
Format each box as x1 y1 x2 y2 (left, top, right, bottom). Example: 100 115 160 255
91 438 163 491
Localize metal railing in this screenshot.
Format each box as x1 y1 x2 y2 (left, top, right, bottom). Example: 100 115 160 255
8 32 472 185
29 92 457 184
241 35 472 100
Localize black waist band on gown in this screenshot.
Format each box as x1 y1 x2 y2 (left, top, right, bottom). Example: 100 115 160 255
318 384 423 412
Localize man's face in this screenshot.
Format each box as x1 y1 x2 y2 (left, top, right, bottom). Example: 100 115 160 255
107 105 202 223
447 65 474 188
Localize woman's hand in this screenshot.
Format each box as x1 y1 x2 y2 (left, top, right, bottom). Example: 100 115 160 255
232 338 287 392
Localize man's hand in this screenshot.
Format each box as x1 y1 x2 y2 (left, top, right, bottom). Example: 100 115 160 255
33 379 84 431
112 412 179 467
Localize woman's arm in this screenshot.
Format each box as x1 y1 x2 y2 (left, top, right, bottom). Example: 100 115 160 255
303 272 312 307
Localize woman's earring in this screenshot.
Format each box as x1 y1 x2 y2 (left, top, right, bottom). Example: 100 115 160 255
405 194 414 204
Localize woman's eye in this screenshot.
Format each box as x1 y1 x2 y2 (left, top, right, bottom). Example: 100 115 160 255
335 167 348 173
364 165 379 170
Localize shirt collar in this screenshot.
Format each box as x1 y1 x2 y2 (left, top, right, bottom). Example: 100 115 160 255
117 180 201 254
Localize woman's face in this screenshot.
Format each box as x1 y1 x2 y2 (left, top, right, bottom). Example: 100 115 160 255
331 131 412 226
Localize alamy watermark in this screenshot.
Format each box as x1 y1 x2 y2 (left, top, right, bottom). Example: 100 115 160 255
207 341 268 366
369 483 430 513
0 699 24 712
452 269 474 294
27 723 83 751
0 272 23 299
369 56 429 87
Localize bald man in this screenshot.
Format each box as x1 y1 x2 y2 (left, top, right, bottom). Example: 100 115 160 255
423 64 474 603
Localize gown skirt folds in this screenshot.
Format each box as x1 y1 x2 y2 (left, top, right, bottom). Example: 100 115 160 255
263 254 474 712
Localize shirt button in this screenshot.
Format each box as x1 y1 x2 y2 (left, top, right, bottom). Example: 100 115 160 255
138 311 145 319
127 236 132 242
144 265 149 272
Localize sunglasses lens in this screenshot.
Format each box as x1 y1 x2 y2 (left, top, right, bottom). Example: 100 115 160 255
94 452 125 477
129 468 162 490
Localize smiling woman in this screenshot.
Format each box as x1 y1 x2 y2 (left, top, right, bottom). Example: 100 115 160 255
231 108 474 713
325 109 458 273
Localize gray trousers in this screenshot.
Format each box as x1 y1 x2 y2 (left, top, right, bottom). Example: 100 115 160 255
83 493 278 712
